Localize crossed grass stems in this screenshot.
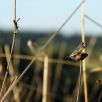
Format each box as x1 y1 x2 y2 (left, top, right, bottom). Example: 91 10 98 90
1 0 84 102
1 0 102 101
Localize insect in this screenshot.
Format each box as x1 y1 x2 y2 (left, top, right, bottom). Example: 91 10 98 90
66 42 88 61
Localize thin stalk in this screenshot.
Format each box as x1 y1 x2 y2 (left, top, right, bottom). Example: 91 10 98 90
0 34 16 98
84 14 102 29
4 45 20 102
0 1 86 101
0 0 17 99
76 60 82 102
42 55 49 102
81 0 88 102
0 53 78 66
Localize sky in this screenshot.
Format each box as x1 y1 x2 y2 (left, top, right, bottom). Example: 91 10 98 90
1 0 102 36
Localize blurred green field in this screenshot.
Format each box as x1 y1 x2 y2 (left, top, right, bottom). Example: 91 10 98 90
0 31 102 102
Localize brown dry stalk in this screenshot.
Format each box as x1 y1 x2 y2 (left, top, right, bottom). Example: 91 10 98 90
0 0 18 99
81 1 88 102
76 60 83 102
0 53 79 66
42 55 49 102
4 45 20 102
0 34 16 98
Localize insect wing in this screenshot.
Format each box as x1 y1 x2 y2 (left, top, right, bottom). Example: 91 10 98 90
70 42 85 57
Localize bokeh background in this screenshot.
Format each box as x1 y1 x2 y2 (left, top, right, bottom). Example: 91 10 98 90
0 0 102 102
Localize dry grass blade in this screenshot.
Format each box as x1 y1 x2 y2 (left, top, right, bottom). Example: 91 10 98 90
4 45 20 102
0 53 78 66
85 14 102 29
81 1 88 102
76 61 83 102
0 34 16 98
0 1 86 101
42 55 49 102
0 0 18 99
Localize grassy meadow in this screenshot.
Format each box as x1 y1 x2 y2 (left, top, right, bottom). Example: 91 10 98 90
0 31 102 102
